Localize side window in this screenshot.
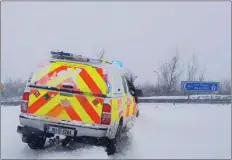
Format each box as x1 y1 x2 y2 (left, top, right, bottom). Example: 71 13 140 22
122 76 129 94
107 69 123 94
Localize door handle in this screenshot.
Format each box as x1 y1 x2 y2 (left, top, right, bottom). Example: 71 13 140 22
62 84 74 89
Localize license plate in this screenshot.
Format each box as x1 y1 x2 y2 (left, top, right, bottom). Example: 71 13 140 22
46 125 76 137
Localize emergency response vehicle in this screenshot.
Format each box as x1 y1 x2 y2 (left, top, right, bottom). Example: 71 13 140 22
17 51 140 155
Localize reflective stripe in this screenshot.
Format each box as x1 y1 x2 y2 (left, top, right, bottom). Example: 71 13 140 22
69 96 93 123
75 95 101 124
46 70 70 87
77 73 91 93
33 92 60 115
118 99 122 107
36 65 68 85
46 104 63 117
57 109 71 120
95 98 103 106
129 97 134 116
32 64 53 82
64 105 82 121
85 67 107 94
126 98 130 117
29 89 46 106
45 102 81 121
28 91 58 114
111 99 118 122
96 68 103 76
79 69 102 95
83 93 103 116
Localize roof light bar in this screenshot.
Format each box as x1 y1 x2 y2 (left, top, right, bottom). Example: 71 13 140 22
51 51 74 60
50 51 124 68
112 60 123 68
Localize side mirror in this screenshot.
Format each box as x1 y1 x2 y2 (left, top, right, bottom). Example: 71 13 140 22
135 89 143 97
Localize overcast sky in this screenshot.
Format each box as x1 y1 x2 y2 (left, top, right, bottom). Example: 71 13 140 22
1 1 231 85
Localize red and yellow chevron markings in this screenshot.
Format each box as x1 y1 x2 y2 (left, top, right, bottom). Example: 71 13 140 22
28 90 104 124
27 62 112 124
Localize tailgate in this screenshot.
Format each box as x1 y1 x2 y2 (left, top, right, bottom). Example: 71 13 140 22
27 61 108 125
27 89 104 124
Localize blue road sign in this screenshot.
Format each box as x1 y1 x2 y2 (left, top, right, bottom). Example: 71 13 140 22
182 81 219 91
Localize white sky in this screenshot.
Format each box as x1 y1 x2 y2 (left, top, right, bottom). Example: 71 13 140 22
1 1 231 85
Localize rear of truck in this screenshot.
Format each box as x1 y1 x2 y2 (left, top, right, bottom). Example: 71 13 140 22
17 60 118 148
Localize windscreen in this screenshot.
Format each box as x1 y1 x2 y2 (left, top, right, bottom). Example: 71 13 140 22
29 61 108 96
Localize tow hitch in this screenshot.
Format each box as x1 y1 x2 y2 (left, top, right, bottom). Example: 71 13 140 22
48 136 73 146
48 136 62 145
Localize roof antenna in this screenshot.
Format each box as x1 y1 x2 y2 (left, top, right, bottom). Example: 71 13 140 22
96 48 105 59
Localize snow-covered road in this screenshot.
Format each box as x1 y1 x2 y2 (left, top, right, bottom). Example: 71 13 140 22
1 103 231 159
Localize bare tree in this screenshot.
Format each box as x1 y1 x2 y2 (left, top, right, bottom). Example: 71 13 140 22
136 82 157 96
125 71 137 84
159 52 182 95
218 79 231 95
187 54 206 82
1 78 26 100
198 65 205 81
187 54 198 81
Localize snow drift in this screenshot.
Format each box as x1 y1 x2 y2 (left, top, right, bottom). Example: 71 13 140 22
1 103 231 159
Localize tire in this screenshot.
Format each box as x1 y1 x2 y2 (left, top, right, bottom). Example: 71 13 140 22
136 110 139 117
61 137 72 147
27 136 46 149
106 122 123 155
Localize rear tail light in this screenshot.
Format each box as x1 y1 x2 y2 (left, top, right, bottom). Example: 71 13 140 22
102 103 111 112
22 92 29 101
101 103 111 125
21 92 29 113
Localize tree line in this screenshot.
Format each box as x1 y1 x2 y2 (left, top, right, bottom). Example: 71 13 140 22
1 78 26 101
0 50 231 99
135 51 231 96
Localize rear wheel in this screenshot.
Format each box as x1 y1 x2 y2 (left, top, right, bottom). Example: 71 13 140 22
61 136 72 147
106 121 123 155
136 110 139 117
27 135 46 149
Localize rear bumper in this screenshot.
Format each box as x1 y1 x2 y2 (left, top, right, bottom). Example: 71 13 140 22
18 114 108 138
17 125 108 146
17 125 54 138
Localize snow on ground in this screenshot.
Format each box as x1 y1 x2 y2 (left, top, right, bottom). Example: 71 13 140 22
1 103 231 159
139 96 189 99
190 95 231 100
1 97 22 102
2 95 230 103
140 95 231 100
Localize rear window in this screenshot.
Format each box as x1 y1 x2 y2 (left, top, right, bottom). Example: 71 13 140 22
29 61 108 95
